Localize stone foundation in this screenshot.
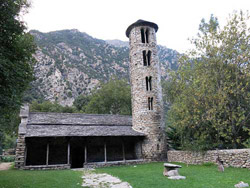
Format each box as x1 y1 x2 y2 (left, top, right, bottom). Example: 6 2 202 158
84 159 145 168
168 149 250 169
23 164 70 170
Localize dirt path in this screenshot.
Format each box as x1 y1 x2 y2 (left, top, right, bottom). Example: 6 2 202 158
0 162 12 170
82 170 132 188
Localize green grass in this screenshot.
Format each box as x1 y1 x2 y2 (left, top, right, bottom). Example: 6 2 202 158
0 165 82 188
96 162 250 188
1 162 249 188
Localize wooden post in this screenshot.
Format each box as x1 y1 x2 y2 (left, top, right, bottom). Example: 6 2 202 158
104 142 107 163
84 145 87 164
24 145 27 166
67 141 70 165
122 141 126 162
140 140 143 159
46 143 49 166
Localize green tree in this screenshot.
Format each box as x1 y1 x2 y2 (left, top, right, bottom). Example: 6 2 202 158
73 95 91 112
0 0 36 149
165 11 250 150
30 101 77 113
85 79 132 115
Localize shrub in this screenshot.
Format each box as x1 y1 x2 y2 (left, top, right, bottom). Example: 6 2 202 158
0 156 15 162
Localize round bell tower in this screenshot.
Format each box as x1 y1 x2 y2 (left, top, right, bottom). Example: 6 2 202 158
126 20 167 160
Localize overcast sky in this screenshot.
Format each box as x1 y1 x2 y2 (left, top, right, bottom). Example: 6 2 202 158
24 0 250 53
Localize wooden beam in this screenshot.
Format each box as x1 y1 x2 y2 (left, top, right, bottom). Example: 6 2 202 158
84 145 87 164
46 143 49 166
24 145 27 166
122 141 126 162
67 141 70 165
140 140 143 159
104 142 107 163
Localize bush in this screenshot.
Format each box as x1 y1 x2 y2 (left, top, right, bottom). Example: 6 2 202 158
0 156 15 162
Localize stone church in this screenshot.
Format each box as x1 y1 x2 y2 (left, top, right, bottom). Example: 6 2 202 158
15 20 167 169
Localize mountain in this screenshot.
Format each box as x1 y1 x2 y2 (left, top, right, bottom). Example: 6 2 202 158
105 39 129 48
25 29 179 106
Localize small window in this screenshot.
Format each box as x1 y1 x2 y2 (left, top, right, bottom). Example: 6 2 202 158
141 28 145 43
143 50 151 66
145 29 149 43
149 76 152 91
146 76 152 91
141 28 149 43
143 50 147 66
147 51 151 66
148 97 153 110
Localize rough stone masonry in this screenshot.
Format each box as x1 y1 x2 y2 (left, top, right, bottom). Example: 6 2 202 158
126 20 167 160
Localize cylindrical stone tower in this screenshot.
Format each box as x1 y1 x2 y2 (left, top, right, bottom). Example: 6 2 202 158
126 20 167 160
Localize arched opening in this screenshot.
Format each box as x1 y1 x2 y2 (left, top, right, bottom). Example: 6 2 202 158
143 50 147 66
141 28 145 43
141 28 150 43
148 97 153 110
146 76 152 91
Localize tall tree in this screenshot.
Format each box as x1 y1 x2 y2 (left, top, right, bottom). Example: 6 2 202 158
0 0 36 146
84 79 132 115
165 11 250 150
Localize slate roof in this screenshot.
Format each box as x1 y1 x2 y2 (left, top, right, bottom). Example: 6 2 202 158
25 112 144 137
126 19 158 37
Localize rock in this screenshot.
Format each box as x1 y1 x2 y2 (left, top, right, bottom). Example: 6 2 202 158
164 163 182 168
166 169 179 177
168 176 186 180
235 181 249 188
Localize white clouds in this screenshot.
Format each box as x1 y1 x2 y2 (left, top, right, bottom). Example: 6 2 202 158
25 0 250 52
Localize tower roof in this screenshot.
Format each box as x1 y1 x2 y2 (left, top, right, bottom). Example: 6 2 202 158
126 19 158 38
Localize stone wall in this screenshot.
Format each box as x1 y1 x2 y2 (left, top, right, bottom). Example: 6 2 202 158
15 134 26 169
127 21 167 161
168 149 250 168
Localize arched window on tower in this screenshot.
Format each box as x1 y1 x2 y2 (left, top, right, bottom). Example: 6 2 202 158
149 76 152 90
146 76 152 91
141 28 145 43
147 51 151 66
141 28 149 43
143 50 151 66
148 97 153 110
143 50 147 66
145 29 149 43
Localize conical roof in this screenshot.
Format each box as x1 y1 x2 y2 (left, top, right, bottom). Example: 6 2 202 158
126 19 158 38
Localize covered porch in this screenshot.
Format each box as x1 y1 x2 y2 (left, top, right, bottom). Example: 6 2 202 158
24 136 144 169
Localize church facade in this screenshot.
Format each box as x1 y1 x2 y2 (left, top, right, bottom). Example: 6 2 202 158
15 20 167 169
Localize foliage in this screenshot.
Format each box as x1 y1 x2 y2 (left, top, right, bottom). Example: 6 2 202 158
0 169 82 188
73 95 91 112
166 125 182 150
0 156 15 162
243 138 250 148
2 134 16 149
165 11 250 150
0 0 36 144
96 162 250 188
30 101 77 113
84 79 132 115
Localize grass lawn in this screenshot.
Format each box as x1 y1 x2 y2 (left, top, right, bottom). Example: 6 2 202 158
0 165 82 188
96 162 250 188
0 162 249 188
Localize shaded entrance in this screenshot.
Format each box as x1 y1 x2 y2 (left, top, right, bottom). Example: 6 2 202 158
70 138 85 168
